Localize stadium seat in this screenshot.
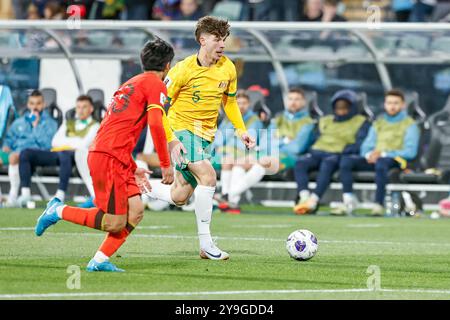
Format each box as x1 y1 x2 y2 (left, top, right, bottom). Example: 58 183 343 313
405 91 427 126
41 88 63 127
357 92 375 121
304 90 323 121
400 96 450 184
211 1 243 20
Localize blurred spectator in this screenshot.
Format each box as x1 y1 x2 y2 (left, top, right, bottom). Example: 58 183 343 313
409 0 436 22
0 0 14 19
338 90 420 216
27 3 42 19
18 95 100 205
176 0 203 20
12 0 32 19
89 0 124 19
322 0 346 21
44 0 66 19
391 0 414 22
299 0 323 21
0 90 58 207
124 0 153 20
152 0 181 20
217 88 315 214
293 89 370 215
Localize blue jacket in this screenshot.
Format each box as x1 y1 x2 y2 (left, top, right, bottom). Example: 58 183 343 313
3 110 58 152
360 110 420 160
310 89 370 155
269 109 315 157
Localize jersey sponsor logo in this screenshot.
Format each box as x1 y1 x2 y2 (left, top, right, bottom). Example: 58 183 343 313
110 83 134 113
164 76 172 87
218 81 228 89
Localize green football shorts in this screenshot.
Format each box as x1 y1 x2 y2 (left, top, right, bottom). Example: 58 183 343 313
174 130 213 188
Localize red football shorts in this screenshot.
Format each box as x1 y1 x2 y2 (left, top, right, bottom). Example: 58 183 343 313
88 152 140 215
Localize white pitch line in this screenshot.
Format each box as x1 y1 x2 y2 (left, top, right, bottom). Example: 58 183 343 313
3 229 450 247
0 227 34 231
347 224 382 228
136 226 172 230
1 288 450 299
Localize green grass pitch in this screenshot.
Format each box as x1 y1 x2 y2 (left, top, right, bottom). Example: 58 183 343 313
1 205 450 300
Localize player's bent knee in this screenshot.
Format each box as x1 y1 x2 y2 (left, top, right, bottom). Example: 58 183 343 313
107 218 127 233
172 194 189 206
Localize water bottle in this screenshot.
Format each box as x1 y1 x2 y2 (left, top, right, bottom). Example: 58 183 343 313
26 112 37 123
391 191 401 217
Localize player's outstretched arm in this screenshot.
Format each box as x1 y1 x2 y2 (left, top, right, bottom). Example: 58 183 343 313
222 94 256 150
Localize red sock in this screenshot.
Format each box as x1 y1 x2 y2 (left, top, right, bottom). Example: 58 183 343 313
62 206 105 230
99 223 135 257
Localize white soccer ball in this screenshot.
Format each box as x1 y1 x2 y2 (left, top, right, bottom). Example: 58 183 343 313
286 229 318 261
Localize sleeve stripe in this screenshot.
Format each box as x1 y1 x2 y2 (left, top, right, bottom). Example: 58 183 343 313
224 91 236 97
147 104 165 113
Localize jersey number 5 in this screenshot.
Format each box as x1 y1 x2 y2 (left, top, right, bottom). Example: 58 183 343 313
192 90 201 103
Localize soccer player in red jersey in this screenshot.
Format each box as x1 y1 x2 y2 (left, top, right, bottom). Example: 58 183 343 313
35 38 185 272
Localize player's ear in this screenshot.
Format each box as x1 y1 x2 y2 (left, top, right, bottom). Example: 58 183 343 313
199 35 206 46
164 62 171 72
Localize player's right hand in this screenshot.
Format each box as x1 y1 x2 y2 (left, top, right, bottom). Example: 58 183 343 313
135 168 153 193
169 140 187 168
161 165 174 185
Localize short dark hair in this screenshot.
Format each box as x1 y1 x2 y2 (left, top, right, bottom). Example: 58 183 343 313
324 0 339 6
29 89 43 98
195 16 230 43
77 95 94 106
140 38 175 72
236 89 250 101
288 87 305 98
385 89 405 102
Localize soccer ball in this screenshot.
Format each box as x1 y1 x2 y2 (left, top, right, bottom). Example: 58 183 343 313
286 229 318 261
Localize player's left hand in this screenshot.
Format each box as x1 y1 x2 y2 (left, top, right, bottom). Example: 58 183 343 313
169 140 187 167
135 168 153 193
240 132 256 150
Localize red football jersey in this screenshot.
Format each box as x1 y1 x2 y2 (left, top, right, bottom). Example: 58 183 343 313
90 72 167 167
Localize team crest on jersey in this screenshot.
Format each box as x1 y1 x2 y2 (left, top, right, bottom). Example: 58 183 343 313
218 81 228 89
160 92 166 105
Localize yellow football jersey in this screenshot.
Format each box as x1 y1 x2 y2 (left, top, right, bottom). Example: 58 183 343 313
165 54 246 142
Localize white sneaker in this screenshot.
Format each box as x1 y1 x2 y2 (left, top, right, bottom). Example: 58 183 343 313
200 243 230 260
4 199 20 208
16 195 31 208
344 195 359 215
371 203 385 216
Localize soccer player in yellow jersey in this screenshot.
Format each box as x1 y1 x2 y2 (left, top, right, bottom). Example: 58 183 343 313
147 16 256 260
